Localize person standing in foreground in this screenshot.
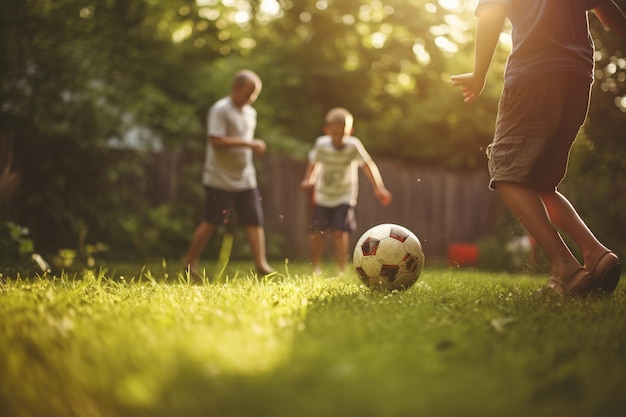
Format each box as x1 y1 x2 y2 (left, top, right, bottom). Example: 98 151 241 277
300 107 392 275
184 70 274 276
451 0 626 296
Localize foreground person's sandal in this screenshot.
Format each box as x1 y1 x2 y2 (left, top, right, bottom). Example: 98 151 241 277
586 251 622 295
546 268 593 297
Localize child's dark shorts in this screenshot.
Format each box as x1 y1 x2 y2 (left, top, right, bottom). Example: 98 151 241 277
309 204 356 233
487 72 591 191
203 186 264 226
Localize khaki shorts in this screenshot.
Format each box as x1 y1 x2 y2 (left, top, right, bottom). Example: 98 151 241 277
487 73 591 191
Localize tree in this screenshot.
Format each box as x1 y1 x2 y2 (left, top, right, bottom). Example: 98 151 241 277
252 0 501 168
0 0 207 256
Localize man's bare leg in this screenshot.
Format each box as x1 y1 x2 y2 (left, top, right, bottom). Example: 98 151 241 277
246 225 274 274
184 221 215 274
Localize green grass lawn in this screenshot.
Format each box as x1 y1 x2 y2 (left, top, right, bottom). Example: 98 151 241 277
1 261 625 417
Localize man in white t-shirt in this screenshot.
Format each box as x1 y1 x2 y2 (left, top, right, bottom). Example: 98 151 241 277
184 69 274 276
300 107 392 275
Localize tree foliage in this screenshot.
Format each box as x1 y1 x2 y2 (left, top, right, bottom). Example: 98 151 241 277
252 0 501 167
1 0 206 254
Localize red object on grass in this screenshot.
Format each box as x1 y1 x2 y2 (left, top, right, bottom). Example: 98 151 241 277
447 244 479 267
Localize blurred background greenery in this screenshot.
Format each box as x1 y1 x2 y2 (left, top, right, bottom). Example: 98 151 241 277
1 0 624 271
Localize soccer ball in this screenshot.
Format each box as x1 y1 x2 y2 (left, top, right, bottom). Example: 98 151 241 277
353 223 425 291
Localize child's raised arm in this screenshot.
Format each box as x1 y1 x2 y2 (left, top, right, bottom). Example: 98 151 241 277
362 163 392 206
300 162 319 189
450 2 508 102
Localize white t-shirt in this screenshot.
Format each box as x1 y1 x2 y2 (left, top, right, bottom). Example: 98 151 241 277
308 135 373 207
202 97 257 190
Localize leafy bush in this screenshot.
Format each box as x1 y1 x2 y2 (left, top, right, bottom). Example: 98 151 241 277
0 222 34 261
114 204 195 262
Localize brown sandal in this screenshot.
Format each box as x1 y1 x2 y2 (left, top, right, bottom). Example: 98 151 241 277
586 251 621 295
546 268 593 297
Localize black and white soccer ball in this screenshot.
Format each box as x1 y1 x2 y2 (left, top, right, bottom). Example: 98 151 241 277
353 223 425 291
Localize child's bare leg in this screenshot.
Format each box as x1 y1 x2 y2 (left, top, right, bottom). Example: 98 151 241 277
246 225 274 273
333 231 350 273
496 181 581 279
184 221 215 272
538 190 610 267
310 232 325 273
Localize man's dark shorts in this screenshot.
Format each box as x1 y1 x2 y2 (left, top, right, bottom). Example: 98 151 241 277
203 186 264 226
309 204 356 233
487 73 591 190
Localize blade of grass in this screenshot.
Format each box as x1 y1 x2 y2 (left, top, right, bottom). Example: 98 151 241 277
216 232 234 283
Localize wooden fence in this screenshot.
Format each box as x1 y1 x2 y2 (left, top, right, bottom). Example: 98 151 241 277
258 154 502 261
147 152 503 261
